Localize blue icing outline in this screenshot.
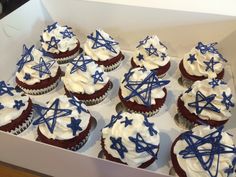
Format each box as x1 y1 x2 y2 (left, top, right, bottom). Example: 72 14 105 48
16 45 34 72
136 36 151 48
13 100 25 110
145 44 159 57
0 81 14 96
31 57 55 78
91 70 104 84
67 117 82 136
160 53 167 61
221 92 234 110
120 116 133 128
208 79 220 88
46 36 60 51
110 136 128 159
204 57 220 72
105 112 122 128
60 28 75 39
143 115 158 136
70 54 93 74
69 95 88 114
45 22 57 33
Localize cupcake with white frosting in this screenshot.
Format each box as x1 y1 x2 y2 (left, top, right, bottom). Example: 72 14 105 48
40 22 81 64
62 53 112 105
179 42 226 87
84 29 124 72
101 112 160 168
33 95 92 151
176 78 234 129
119 67 170 116
15 45 61 95
131 35 170 77
0 81 33 135
170 125 236 177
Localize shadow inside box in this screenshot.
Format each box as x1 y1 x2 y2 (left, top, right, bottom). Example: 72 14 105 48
157 90 176 117
168 57 181 78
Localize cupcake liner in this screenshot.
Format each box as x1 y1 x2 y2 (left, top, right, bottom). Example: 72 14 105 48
9 109 34 135
56 48 82 64
179 75 194 88
174 112 195 130
67 134 89 151
103 59 122 72
127 107 160 117
18 78 60 95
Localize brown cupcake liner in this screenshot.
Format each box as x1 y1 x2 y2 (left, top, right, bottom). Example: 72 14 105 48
67 134 89 151
103 58 122 72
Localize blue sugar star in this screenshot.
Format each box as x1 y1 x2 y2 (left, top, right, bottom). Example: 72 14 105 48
105 112 122 128
188 91 220 115
187 54 197 64
67 117 82 136
46 37 60 51
160 53 167 61
33 99 72 133
31 57 55 78
87 30 118 54
136 53 144 61
60 28 75 39
136 36 151 48
110 137 128 159
145 44 159 57
13 100 25 110
221 92 234 110
45 22 57 33
208 79 220 88
0 103 4 110
23 73 31 80
143 116 158 136
0 81 14 96
91 70 104 84
17 45 34 72
69 96 88 114
70 54 93 74
120 116 133 128
204 57 219 72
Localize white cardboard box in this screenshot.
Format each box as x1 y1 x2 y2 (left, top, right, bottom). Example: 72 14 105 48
0 1 236 177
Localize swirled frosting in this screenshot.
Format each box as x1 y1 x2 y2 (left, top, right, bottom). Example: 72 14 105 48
84 29 121 61
182 42 227 78
16 45 59 85
62 54 109 94
0 81 30 126
174 125 236 177
181 79 234 121
120 67 169 106
102 112 160 167
37 95 91 140
41 22 79 54
133 35 170 70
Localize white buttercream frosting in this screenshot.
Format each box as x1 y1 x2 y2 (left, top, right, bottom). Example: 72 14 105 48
102 112 160 167
84 29 121 61
133 35 170 70
0 81 30 126
38 95 90 140
120 67 169 105
181 79 234 121
174 125 236 177
41 22 79 54
182 42 226 78
62 54 110 95
16 46 59 85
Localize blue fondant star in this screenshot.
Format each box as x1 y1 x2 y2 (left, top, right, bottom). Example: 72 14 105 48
45 22 57 33
187 54 197 64
129 133 158 157
0 103 4 110
23 73 31 80
188 91 220 115
87 30 118 54
105 112 122 128
91 70 104 84
31 57 55 78
136 53 144 61
110 137 128 159
0 81 14 96
145 44 159 57
204 57 219 72
70 54 93 74
136 36 151 48
60 28 75 39
67 117 82 136
33 99 72 133
160 53 167 61
179 126 236 177
13 100 25 110
124 69 170 106
69 96 88 114
208 79 220 88
221 92 234 110
143 116 158 136
16 45 34 72
120 116 133 128
46 36 60 51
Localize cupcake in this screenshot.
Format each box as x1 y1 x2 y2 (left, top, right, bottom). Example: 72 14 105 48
171 125 236 177
119 67 170 116
179 42 226 87
40 22 81 64
33 95 92 151
131 35 170 78
62 53 112 105
176 79 234 129
84 29 124 72
15 45 61 95
0 81 33 135
101 112 160 168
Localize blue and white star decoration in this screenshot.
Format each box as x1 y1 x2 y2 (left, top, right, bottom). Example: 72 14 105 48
69 95 88 114
123 69 170 107
60 28 75 39
46 36 60 51
179 126 236 177
120 116 133 128
23 73 31 80
208 79 220 88
91 70 104 84
145 44 159 57
67 117 82 136
143 116 158 136
87 30 119 54
45 22 58 33
187 54 197 64
0 81 14 96
16 45 35 72
110 137 128 159
31 57 55 78
136 53 144 61
105 112 123 128
136 36 151 48
221 92 234 110
204 57 219 72
13 100 25 110
70 54 93 74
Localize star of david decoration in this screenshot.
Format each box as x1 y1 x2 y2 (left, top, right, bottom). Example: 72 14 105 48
136 53 144 61
143 116 158 136
160 53 167 61
136 36 151 48
208 79 220 88
70 54 93 74
69 96 88 114
45 22 57 33
24 73 31 80
221 92 234 110
60 28 75 39
31 57 55 78
46 37 60 51
187 54 197 64
110 137 128 159
17 45 34 72
67 117 82 136
145 44 159 57
124 69 170 106
179 126 236 177
185 87 192 94
87 30 118 54
204 57 219 72
159 41 167 49
91 70 104 84
0 81 14 96
0 103 4 110
129 133 158 157
33 99 72 133
120 117 133 128
105 112 122 128
188 91 220 115
13 100 25 110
